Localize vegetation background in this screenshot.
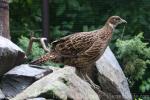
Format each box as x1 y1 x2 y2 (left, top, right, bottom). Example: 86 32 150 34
9 0 150 99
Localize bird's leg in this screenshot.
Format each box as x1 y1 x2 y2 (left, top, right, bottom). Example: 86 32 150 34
76 66 100 89
77 70 88 82
85 73 100 90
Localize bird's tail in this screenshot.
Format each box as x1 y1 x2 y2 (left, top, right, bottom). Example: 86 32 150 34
29 52 57 65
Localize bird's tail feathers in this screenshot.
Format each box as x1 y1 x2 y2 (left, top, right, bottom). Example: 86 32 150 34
29 52 57 65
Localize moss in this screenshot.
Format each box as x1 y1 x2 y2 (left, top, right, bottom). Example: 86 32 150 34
60 77 71 86
39 90 62 100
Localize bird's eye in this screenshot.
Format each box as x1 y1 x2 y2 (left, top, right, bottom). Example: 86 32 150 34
113 18 117 20
114 18 120 21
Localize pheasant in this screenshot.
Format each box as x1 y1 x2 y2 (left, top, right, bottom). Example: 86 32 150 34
30 16 127 68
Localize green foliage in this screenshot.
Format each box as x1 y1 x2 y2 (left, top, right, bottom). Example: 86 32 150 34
116 33 150 92
134 96 150 100
18 36 45 60
140 78 150 93
134 98 143 100
9 0 42 42
18 36 61 67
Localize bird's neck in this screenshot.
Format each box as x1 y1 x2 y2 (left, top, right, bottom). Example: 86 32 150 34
97 23 114 41
102 23 114 34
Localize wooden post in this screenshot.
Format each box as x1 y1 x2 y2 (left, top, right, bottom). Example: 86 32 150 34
42 0 50 42
0 0 10 39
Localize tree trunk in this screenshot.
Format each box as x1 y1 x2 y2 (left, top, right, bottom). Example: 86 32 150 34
42 0 50 42
0 0 10 39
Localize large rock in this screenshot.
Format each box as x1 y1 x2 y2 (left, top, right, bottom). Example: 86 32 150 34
96 47 132 100
11 67 99 100
1 64 53 98
27 97 46 100
0 89 5 99
0 36 26 75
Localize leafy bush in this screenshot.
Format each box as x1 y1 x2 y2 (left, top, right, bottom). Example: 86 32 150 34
116 33 150 92
140 78 150 93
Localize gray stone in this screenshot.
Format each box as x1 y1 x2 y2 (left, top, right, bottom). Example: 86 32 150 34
0 36 26 75
11 67 99 100
96 47 132 100
27 97 46 100
0 89 5 99
5 64 52 79
1 64 53 98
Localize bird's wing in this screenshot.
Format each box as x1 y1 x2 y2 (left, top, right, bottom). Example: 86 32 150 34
51 34 73 49
51 31 96 57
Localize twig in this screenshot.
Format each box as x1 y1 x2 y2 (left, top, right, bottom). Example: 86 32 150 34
40 38 50 52
26 32 50 55
121 25 126 40
26 32 34 55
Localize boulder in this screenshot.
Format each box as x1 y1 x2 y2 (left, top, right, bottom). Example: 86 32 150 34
0 89 5 99
0 36 26 75
96 47 132 100
10 67 99 100
27 97 46 100
1 64 53 98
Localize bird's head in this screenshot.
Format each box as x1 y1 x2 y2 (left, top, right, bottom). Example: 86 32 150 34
106 16 127 29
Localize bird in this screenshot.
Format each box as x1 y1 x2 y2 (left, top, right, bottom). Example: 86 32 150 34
30 16 127 69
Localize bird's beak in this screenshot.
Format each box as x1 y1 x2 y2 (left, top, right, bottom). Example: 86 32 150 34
121 19 127 24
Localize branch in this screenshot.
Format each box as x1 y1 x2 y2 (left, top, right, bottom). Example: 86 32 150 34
40 38 50 52
26 32 50 56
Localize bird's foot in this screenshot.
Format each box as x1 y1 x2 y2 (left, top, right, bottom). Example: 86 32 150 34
78 71 100 90
85 74 100 90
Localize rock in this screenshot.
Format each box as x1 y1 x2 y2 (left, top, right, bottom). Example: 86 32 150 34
0 89 5 99
10 67 99 100
0 36 26 75
27 97 46 100
4 64 53 79
1 64 53 98
96 47 132 100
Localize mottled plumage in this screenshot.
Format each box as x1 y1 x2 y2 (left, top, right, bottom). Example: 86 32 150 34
30 16 127 68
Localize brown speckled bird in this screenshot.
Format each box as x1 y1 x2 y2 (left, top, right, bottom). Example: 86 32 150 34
30 16 127 68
